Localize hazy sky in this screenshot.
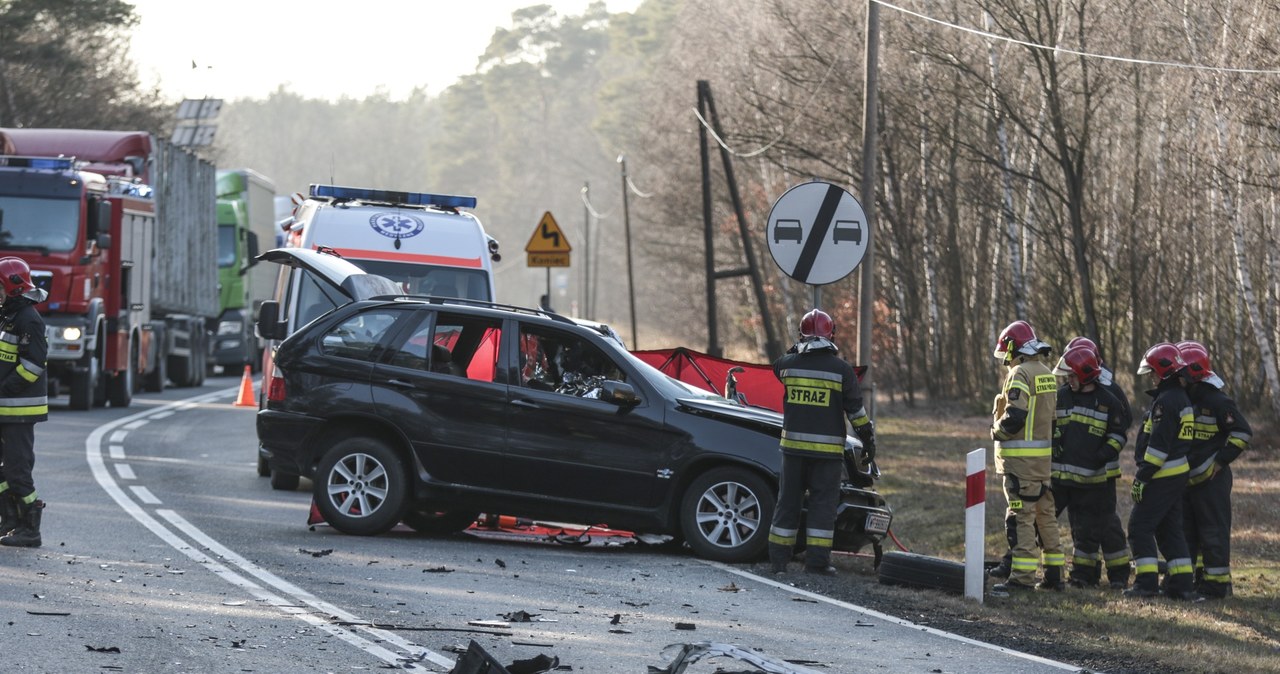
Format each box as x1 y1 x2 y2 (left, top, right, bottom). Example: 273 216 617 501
126 1 641 103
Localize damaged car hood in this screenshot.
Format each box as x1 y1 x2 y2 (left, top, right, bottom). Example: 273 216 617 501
675 397 783 429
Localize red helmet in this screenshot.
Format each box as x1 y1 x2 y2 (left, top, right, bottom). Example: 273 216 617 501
1053 344 1101 384
1175 340 1213 382
0 257 36 298
994 320 1042 361
1136 342 1186 380
1066 336 1099 357
800 309 834 339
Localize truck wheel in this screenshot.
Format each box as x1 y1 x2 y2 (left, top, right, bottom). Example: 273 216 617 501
679 467 774 563
107 343 136 408
314 437 408 536
169 356 192 388
144 355 166 393
92 355 108 407
69 354 99 411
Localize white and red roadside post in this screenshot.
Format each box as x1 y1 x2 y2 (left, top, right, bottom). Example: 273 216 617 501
965 447 986 602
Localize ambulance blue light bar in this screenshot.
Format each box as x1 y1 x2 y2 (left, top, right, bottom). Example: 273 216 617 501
0 156 76 170
310 184 477 210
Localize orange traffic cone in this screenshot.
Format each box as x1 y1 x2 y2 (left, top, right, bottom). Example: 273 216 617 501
234 365 257 407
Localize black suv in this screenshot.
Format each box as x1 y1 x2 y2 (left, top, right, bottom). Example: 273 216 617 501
255 250 889 563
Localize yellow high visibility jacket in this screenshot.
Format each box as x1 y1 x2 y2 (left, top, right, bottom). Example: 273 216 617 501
992 355 1055 481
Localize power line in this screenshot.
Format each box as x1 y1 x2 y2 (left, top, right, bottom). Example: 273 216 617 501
876 0 1280 75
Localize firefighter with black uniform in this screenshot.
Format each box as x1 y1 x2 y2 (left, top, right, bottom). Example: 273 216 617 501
1127 342 1198 600
767 309 874 576
1176 340 1250 599
0 257 49 548
1051 344 1132 589
990 320 1064 593
1059 337 1131 585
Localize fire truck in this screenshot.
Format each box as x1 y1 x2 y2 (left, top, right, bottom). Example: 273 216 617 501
0 129 217 409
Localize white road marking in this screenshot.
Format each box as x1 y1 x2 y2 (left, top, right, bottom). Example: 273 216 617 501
703 560 1082 671
115 464 136 480
110 430 129 443
123 420 149 430
129 486 161 504
86 388 447 672
108 444 125 459
150 410 174 420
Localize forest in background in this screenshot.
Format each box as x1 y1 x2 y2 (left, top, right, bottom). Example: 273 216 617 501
7 0 1280 421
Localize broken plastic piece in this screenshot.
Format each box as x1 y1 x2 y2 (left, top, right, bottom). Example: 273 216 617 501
649 642 825 674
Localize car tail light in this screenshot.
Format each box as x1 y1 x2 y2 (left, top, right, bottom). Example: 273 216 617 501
266 371 287 402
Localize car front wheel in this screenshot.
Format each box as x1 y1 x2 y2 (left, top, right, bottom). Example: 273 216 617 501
679 466 774 563
314 437 408 536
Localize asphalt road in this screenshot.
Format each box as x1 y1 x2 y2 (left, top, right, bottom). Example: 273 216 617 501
1 377 1082 673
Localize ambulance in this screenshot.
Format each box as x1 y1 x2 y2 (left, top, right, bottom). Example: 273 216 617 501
269 184 499 337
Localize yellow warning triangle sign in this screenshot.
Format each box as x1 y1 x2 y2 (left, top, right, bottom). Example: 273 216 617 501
525 211 572 253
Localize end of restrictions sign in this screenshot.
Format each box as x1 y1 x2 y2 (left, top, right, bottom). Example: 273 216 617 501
765 181 867 285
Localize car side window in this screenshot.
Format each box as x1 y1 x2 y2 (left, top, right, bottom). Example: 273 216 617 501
403 311 502 381
518 325 624 398
294 269 348 329
320 310 400 361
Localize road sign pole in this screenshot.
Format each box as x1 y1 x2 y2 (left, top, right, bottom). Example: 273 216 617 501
619 154 637 348
858 0 881 418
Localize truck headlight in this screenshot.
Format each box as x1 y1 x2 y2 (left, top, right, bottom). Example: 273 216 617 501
61 326 83 341
217 320 244 336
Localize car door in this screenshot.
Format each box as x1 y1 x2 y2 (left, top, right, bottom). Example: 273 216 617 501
370 308 509 490
501 320 675 509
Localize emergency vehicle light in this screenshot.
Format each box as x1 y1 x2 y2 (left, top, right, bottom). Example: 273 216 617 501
0 156 76 170
309 184 477 210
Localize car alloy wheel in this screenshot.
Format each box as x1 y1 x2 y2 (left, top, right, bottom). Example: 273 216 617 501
314 437 407 536
680 467 775 563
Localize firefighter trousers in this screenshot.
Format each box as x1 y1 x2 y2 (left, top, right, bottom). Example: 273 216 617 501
768 454 842 570
1056 482 1130 585
1184 466 1233 596
1128 474 1192 594
0 423 37 502
1002 475 1062 585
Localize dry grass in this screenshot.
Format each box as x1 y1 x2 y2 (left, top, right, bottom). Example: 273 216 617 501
864 400 1280 674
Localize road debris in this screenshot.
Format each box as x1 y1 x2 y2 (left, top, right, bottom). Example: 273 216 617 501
448 640 560 674
299 548 333 557
84 645 121 654
649 642 825 674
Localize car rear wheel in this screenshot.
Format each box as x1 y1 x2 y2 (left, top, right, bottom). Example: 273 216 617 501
679 467 774 563
402 509 479 535
314 437 407 536
269 469 300 491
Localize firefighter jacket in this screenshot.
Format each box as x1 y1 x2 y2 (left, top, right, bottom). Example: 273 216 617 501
1052 384 1129 487
1133 379 1193 482
992 355 1056 480
774 339 869 458
0 298 49 423
1185 381 1251 486
1097 365 1132 478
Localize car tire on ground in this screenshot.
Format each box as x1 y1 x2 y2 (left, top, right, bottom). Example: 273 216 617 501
679 466 774 563
313 437 407 536
257 452 271 477
402 509 480 535
877 551 966 594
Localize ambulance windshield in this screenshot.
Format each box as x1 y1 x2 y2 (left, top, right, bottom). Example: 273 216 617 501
355 260 492 302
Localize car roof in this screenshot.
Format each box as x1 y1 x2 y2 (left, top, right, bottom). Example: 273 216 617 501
357 295 615 335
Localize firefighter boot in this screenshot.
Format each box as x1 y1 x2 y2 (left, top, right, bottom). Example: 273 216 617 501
1037 565 1064 591
767 542 792 575
988 552 1012 580
0 499 44 548
0 493 17 537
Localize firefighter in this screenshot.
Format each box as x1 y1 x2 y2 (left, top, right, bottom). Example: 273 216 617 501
767 308 874 576
1176 341 1250 599
1126 342 1198 600
990 320 1064 593
1051 344 1132 589
0 257 49 548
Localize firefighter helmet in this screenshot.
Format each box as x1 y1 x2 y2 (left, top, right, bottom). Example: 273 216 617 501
1136 342 1186 381
993 320 1046 362
1053 344 1101 384
1175 340 1213 382
0 257 36 298
800 309 834 339
1066 336 1099 357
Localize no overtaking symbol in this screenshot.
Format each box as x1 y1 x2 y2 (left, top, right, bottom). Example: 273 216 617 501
766 181 867 285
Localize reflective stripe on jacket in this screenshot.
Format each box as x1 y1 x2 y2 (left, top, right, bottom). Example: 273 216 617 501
993 356 1055 481
1052 384 1128 486
774 345 865 458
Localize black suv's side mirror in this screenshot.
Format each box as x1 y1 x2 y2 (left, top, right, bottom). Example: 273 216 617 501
256 300 287 340
600 380 640 407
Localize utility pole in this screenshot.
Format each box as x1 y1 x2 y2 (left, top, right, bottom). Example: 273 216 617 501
618 154 638 348
582 181 591 319
859 0 881 417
